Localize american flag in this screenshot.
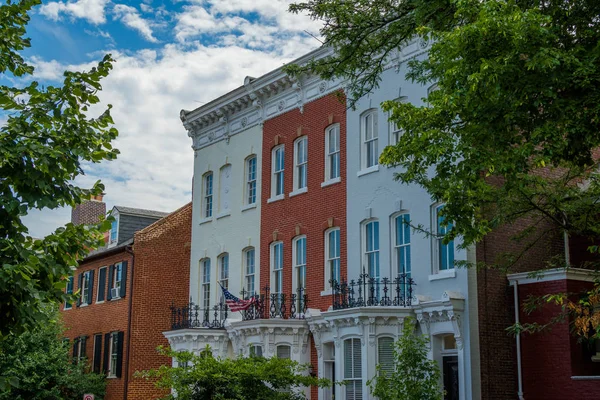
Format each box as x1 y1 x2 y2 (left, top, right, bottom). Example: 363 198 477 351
219 284 256 312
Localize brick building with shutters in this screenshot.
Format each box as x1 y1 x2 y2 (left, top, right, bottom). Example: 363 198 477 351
61 197 192 400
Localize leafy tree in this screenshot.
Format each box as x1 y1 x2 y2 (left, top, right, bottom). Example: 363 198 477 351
139 346 329 400
289 0 600 337
367 318 442 400
0 308 106 399
0 0 118 339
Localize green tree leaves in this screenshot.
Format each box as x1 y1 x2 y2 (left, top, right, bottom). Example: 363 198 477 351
0 0 118 338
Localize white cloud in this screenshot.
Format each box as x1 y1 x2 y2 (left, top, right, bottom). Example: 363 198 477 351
113 4 158 43
39 0 110 25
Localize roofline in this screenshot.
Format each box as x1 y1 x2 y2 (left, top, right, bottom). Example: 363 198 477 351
80 239 133 264
134 202 192 237
507 268 599 285
179 46 331 125
111 206 169 219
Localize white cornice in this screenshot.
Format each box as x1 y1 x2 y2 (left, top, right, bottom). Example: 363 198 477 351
507 268 599 285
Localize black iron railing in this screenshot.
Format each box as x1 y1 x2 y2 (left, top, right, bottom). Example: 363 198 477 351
331 271 415 310
170 300 228 330
241 287 308 321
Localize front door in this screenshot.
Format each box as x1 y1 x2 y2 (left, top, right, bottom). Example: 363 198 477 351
443 355 459 400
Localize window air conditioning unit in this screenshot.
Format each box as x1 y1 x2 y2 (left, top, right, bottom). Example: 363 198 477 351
111 288 120 299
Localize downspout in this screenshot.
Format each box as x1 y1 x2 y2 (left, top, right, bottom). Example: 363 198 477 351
512 280 525 400
123 244 135 400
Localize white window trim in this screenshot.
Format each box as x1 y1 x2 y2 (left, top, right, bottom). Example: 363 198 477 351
324 124 341 183
202 172 214 219
111 263 123 300
388 97 407 146
431 203 455 275
108 213 119 248
271 145 285 199
270 241 284 296
243 247 256 296
360 109 379 171
276 344 292 359
107 332 118 379
218 253 229 303
289 187 308 197
323 227 341 294
356 164 379 177
343 337 363 400
245 155 258 206
200 258 211 309
80 271 91 306
293 136 308 192
96 266 107 304
292 235 307 309
391 212 411 278
362 219 380 279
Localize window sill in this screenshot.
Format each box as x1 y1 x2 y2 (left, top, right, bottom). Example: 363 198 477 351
320 290 333 296
199 217 213 225
79 303 89 308
571 376 600 380
241 203 257 212
357 165 379 177
110 296 122 301
429 269 456 281
107 375 117 380
289 187 308 198
63 307 72 311
267 194 284 204
96 301 104 305
216 211 231 220
321 177 341 188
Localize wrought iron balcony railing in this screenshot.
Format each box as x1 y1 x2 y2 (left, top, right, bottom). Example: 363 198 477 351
240 287 308 321
170 300 228 330
331 271 415 310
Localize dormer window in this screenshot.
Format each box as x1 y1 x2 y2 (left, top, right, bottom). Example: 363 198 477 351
109 218 118 245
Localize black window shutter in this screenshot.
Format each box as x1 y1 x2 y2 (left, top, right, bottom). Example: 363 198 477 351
115 331 124 378
87 270 94 305
98 268 106 302
77 273 83 306
93 335 102 373
80 336 87 360
72 338 79 364
120 261 128 298
103 333 110 374
107 265 114 301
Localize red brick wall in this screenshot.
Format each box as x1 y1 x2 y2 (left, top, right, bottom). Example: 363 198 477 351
260 92 347 312
476 219 564 400
127 203 192 400
61 248 134 400
518 279 600 400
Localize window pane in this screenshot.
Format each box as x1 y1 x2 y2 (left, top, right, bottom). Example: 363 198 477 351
378 337 394 375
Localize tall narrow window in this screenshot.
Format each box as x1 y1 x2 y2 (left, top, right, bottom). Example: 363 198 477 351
362 110 378 169
203 172 213 218
109 218 118 244
244 248 255 296
64 276 74 310
378 337 395 375
293 236 306 312
201 259 211 309
325 228 341 288
107 332 121 378
246 156 257 205
394 214 411 277
219 165 231 213
78 270 94 306
325 124 340 181
434 205 454 271
294 137 308 190
271 242 284 310
218 254 229 301
388 98 407 145
344 338 363 400
364 221 380 280
272 146 285 197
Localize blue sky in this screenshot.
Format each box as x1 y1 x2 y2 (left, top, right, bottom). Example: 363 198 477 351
18 0 321 237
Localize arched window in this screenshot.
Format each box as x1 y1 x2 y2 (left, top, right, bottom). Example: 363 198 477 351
243 247 256 296
270 242 284 311
202 172 213 218
325 227 341 289
245 156 257 205
294 137 308 191
293 236 307 313
361 109 378 169
393 213 411 278
325 124 340 181
363 220 380 280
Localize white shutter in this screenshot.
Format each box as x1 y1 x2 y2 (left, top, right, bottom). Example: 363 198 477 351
378 337 395 375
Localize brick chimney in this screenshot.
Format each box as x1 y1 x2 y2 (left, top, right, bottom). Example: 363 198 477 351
71 193 106 225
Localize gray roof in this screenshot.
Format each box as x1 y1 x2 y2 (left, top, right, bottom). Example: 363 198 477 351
113 206 170 219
